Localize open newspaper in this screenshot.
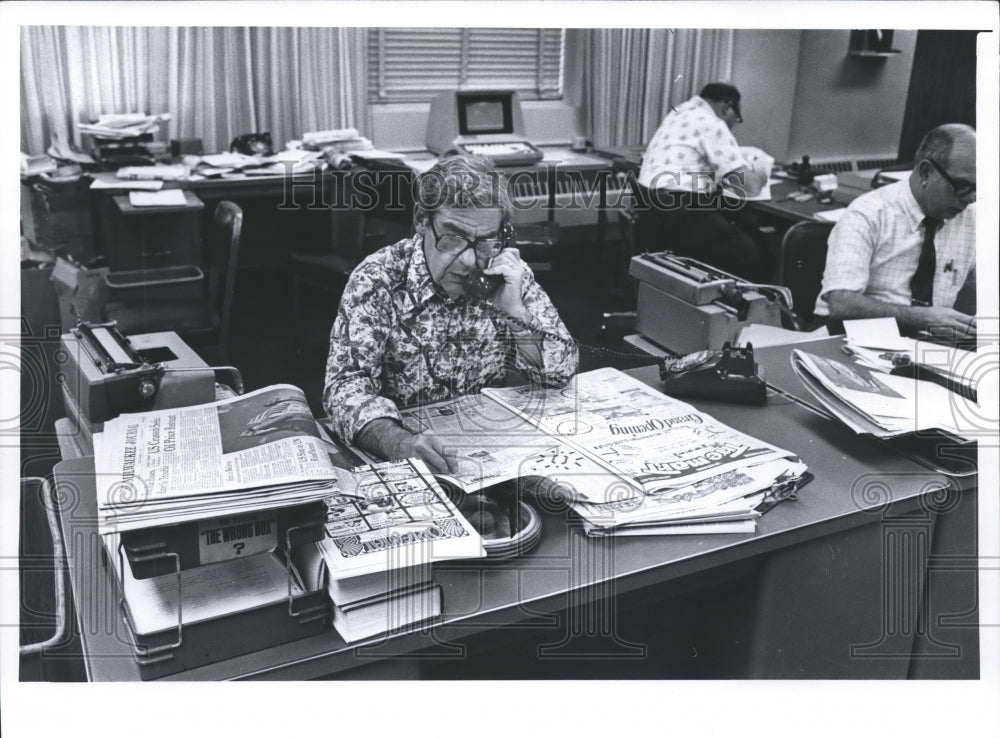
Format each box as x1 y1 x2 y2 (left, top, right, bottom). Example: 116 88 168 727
94 384 363 532
334 368 807 535
481 368 807 534
396 393 641 504
790 349 983 441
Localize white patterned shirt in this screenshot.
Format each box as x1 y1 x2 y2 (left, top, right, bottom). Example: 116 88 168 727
638 95 748 193
815 180 976 316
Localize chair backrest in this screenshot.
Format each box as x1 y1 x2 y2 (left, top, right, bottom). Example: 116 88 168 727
206 201 243 349
779 221 834 321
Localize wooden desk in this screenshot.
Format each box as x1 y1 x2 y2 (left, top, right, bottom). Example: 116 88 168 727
52 355 977 680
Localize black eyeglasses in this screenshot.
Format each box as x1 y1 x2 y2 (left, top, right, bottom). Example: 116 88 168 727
928 159 976 199
429 218 504 260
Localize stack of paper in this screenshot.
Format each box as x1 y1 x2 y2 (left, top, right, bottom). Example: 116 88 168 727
93 385 361 534
790 319 990 441
293 459 485 642
128 190 189 208
79 112 171 140
301 128 375 153
482 368 809 536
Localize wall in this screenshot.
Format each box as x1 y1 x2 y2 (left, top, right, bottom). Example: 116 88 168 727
786 29 917 162
731 30 802 162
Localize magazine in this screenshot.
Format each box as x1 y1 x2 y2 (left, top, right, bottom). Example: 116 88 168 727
790 349 981 441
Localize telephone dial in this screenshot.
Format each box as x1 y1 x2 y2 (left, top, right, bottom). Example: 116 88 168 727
230 132 274 157
466 220 517 299
659 342 767 405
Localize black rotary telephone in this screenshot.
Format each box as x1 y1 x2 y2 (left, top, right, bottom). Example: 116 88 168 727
230 132 274 157
467 220 518 299
659 342 767 405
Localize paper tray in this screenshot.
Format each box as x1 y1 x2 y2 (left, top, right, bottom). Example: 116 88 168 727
121 501 328 579
104 265 204 302
105 547 331 680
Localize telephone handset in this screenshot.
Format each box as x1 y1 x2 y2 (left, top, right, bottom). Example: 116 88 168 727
467 221 517 299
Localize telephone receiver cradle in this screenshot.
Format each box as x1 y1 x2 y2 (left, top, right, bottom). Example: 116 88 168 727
658 342 767 405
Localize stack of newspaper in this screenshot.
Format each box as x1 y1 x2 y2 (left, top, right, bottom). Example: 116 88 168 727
93 385 361 534
481 368 809 536
79 112 171 140
300 127 375 153
294 459 485 643
790 340 990 443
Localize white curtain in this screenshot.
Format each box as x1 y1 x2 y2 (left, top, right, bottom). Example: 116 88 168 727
20 26 368 155
582 28 735 148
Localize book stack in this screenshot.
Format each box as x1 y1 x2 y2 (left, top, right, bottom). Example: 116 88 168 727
295 459 485 643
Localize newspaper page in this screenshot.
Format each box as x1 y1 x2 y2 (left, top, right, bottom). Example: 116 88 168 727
96 384 336 498
318 458 485 578
790 349 980 442
398 395 641 503
93 385 360 530
482 367 798 495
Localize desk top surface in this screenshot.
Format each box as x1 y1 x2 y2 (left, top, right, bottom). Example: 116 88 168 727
54 346 963 681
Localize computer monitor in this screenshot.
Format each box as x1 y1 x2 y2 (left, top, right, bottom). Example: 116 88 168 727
457 92 514 136
425 89 542 166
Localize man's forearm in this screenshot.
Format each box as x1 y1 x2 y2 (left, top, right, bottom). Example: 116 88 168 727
826 290 926 332
354 417 413 462
827 291 920 329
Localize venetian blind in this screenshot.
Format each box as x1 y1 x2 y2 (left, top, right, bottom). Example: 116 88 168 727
368 28 564 103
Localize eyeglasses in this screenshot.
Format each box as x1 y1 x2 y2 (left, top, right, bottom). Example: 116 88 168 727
726 100 743 124
428 218 504 260
928 159 976 199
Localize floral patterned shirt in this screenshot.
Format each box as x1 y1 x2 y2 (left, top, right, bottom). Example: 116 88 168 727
323 234 579 443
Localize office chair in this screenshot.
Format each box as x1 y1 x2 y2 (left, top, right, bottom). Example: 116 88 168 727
103 200 243 362
777 220 834 330
286 164 413 342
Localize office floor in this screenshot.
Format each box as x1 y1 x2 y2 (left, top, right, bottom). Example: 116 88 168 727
228 238 651 417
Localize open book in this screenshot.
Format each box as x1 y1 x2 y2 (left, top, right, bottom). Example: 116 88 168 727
344 368 808 535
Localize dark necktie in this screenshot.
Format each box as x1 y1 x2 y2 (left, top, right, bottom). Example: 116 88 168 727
910 217 939 307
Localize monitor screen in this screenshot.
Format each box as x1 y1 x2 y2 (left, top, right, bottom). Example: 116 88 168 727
457 92 514 136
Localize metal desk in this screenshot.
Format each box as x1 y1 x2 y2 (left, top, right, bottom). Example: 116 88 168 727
51 352 977 680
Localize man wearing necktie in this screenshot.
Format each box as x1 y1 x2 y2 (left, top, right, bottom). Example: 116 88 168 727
815 123 977 339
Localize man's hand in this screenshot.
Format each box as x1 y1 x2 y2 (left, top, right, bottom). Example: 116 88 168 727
920 307 977 339
355 418 461 475
482 247 528 318
399 431 459 475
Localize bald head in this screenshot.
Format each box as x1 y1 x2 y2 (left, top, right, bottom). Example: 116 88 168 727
910 123 976 220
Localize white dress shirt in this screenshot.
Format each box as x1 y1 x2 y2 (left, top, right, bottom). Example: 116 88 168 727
815 180 976 316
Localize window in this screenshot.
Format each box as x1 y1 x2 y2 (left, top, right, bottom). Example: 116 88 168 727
367 28 564 103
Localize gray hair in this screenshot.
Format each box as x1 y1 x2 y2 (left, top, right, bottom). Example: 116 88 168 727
412 153 513 226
